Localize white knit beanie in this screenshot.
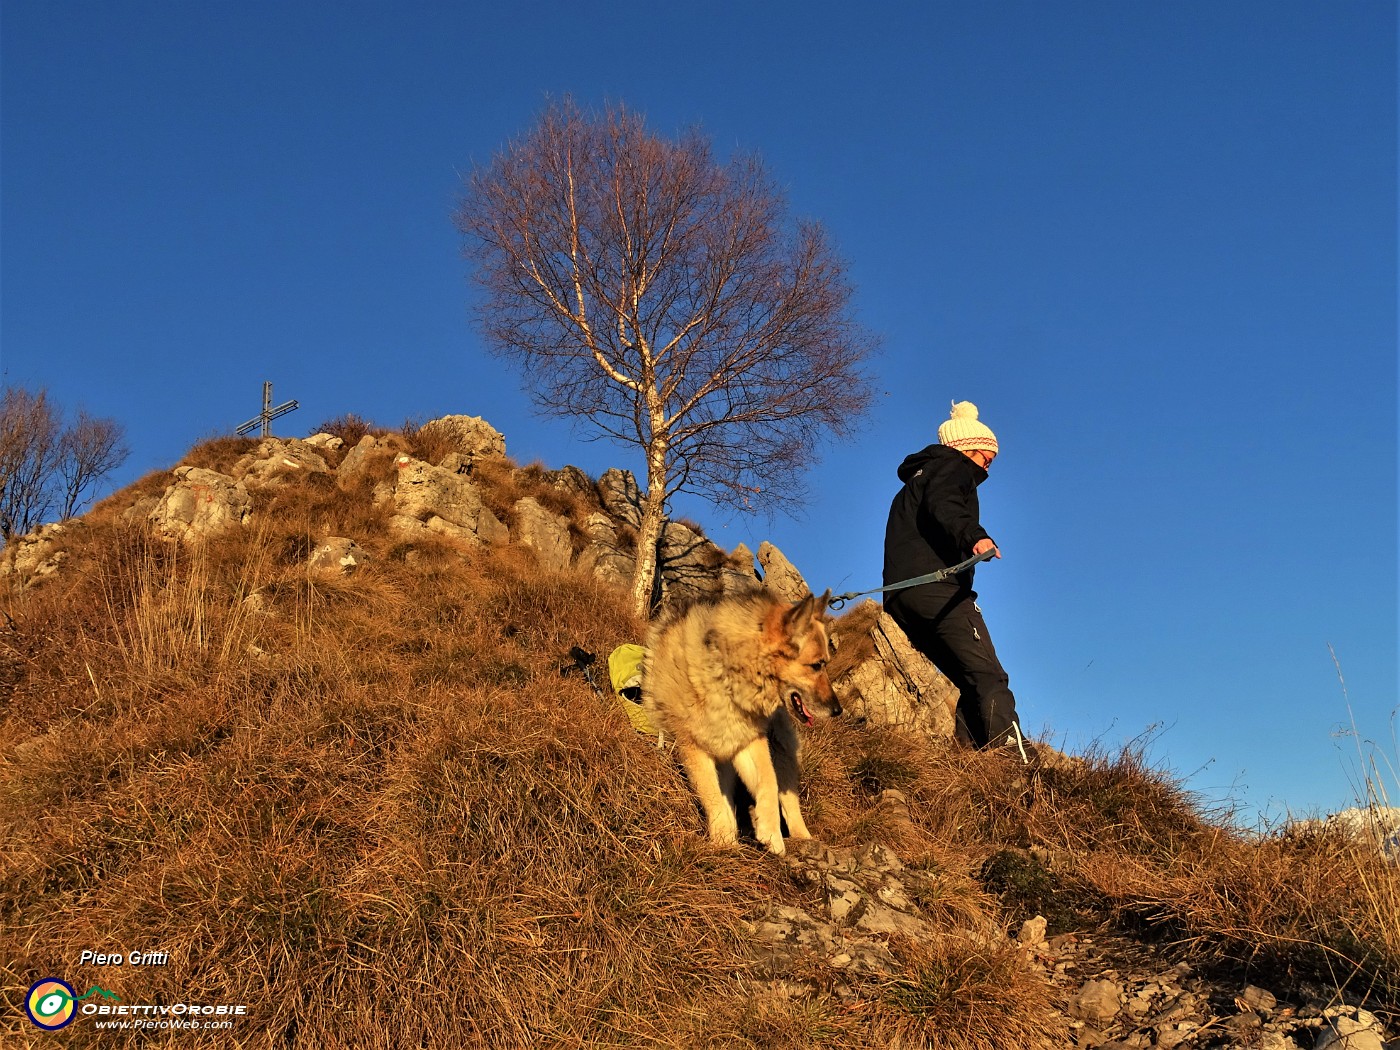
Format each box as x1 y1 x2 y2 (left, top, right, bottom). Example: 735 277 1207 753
937 401 999 454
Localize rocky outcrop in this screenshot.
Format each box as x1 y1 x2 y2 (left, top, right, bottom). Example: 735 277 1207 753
830 600 958 737
755 819 1400 1049
597 468 642 530
336 435 386 487
758 540 810 601
751 817 995 991
575 513 634 590
656 520 727 605
233 439 331 487
719 543 763 596
417 415 506 471
0 522 79 589
543 465 595 501
0 415 967 747
390 454 508 545
148 466 253 543
513 497 572 573
1023 923 1397 1050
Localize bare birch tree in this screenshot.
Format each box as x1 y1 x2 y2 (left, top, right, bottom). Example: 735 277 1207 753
456 100 877 617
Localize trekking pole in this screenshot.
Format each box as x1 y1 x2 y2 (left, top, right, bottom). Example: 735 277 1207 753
827 548 998 611
559 646 603 694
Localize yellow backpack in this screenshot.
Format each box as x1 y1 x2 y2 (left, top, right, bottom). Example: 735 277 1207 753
607 643 655 735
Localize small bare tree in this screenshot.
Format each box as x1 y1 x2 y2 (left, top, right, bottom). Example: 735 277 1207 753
57 411 130 522
0 386 130 541
456 100 877 616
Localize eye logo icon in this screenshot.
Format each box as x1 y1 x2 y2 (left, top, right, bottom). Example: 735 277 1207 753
26 978 77 1030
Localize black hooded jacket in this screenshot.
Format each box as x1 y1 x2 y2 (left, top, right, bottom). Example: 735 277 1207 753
882 443 992 596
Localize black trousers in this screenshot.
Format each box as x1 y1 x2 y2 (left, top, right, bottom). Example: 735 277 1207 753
886 585 1023 749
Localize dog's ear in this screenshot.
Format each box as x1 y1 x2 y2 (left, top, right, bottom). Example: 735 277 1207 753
784 590 831 629
784 593 817 632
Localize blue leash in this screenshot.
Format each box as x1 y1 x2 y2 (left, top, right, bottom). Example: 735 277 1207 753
828 548 997 611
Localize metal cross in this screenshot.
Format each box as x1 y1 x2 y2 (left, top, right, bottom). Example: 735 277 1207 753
236 381 299 437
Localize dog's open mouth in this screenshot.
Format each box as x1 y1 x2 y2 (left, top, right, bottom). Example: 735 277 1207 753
789 691 815 726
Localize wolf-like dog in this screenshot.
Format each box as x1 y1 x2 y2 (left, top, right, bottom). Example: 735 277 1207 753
643 589 842 854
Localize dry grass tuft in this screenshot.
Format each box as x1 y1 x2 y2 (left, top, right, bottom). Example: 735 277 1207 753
875 930 1063 1049
178 434 260 475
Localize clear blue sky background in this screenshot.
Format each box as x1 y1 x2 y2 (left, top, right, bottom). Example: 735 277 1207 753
3 1 1395 825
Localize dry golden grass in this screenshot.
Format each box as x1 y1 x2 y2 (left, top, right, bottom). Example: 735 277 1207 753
1 439 1396 1045
177 434 261 475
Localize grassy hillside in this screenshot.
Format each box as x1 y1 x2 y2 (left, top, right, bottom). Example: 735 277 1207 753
1 430 1395 1048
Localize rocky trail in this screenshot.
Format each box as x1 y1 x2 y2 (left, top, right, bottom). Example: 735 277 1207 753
749 789 1396 1050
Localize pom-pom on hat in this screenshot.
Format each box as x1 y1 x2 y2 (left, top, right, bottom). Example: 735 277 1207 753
938 401 999 454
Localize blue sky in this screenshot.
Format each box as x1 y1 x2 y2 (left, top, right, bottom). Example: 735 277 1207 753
3 1 1395 824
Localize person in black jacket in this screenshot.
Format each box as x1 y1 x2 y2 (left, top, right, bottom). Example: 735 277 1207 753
883 401 1032 762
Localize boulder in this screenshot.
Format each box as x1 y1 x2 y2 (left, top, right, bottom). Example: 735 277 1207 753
391 454 507 544
720 543 763 596
657 520 727 605
475 509 510 547
149 466 253 542
303 433 345 451
337 435 383 487
389 514 428 536
1314 1010 1387 1050
543 465 596 501
417 415 506 468
576 513 634 590
426 516 482 544
1071 980 1124 1024
830 601 957 738
1017 915 1049 948
309 537 368 575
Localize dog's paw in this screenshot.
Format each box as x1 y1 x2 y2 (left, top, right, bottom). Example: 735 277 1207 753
708 823 740 848
757 831 786 855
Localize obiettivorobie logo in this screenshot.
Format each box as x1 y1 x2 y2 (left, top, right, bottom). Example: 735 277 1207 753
24 979 120 1031
23 977 248 1031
